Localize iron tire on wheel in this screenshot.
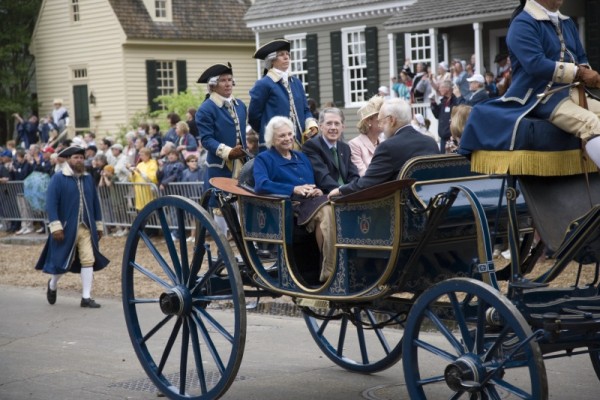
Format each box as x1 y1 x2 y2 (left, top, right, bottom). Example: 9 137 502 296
122 195 246 400
402 278 547 399
303 305 404 373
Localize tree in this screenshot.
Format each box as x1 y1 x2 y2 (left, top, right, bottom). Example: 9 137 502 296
0 0 42 145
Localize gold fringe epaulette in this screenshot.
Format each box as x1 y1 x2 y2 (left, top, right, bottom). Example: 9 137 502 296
471 150 598 176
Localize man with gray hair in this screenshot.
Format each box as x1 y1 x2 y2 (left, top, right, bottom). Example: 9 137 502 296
328 99 438 198
249 39 318 150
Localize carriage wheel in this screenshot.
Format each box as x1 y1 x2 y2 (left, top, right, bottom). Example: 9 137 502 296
302 304 404 373
402 278 547 400
122 196 246 400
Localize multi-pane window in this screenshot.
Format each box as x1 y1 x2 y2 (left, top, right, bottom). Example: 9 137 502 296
342 27 367 105
71 0 80 22
286 34 308 92
72 68 88 79
408 32 432 71
156 61 176 97
155 0 167 18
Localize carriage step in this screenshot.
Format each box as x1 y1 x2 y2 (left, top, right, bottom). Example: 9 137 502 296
509 280 549 290
295 298 330 309
529 311 600 333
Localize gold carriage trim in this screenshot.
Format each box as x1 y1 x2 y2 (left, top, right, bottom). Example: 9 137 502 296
470 150 598 176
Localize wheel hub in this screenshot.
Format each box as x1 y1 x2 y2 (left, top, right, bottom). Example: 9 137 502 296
159 287 191 316
444 355 484 393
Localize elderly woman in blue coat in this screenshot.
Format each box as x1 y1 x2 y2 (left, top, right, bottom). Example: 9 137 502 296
253 116 335 282
249 39 318 151
35 145 109 308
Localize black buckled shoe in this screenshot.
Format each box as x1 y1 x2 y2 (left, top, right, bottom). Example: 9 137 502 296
80 298 101 308
46 279 57 305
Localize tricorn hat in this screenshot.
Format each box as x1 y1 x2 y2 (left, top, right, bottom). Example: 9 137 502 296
253 39 290 60
57 145 85 158
197 63 233 84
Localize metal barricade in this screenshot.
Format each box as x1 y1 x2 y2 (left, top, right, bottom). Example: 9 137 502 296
98 181 159 232
0 181 47 229
159 181 204 232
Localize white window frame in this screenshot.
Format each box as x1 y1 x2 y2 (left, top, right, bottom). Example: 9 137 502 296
70 0 81 23
405 31 433 72
285 33 308 93
341 26 367 108
156 61 176 108
155 0 167 18
72 67 88 80
142 0 172 21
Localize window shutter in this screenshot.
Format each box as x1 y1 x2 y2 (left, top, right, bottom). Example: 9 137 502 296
146 60 159 112
330 31 344 106
176 60 187 93
395 33 406 71
305 34 320 104
365 27 379 99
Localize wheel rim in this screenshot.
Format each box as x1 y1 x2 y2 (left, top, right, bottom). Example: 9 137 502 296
122 196 246 400
303 305 404 373
402 278 547 400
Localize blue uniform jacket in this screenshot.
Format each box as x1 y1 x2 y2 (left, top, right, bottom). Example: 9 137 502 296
459 2 588 155
248 71 312 148
35 169 109 274
253 148 315 196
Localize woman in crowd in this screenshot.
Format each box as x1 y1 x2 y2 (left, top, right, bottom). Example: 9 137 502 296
253 116 334 282
349 95 384 176
174 121 198 161
128 148 158 211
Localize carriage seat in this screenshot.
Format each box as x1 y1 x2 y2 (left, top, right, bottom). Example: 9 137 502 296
513 117 580 151
398 154 528 226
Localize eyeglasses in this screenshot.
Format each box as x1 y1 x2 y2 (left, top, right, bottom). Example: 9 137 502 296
377 115 392 124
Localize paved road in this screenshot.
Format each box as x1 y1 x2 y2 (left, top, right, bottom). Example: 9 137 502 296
1 285 598 400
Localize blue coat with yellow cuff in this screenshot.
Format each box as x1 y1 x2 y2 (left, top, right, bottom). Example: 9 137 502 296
459 1 588 157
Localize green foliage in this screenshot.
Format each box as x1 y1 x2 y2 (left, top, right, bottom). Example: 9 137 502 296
150 87 206 131
0 0 43 143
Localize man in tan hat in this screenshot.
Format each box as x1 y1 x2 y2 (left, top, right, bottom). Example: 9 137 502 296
52 98 69 132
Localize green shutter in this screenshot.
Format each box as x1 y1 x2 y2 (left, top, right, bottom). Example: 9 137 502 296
365 27 379 99
72 85 89 129
146 60 159 112
330 31 343 106
395 33 406 73
176 60 187 93
305 34 320 105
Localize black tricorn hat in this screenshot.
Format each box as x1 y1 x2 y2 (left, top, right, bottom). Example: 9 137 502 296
57 145 85 158
197 63 233 83
253 39 290 60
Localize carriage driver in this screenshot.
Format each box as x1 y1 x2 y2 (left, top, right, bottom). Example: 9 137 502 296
196 62 248 237
459 0 600 166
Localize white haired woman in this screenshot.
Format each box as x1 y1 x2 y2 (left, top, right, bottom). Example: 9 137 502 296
253 116 334 282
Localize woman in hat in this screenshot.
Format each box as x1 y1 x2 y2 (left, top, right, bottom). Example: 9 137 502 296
349 95 385 176
51 99 69 133
248 39 317 150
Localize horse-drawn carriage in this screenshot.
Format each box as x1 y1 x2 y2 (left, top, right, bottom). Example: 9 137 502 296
121 118 600 399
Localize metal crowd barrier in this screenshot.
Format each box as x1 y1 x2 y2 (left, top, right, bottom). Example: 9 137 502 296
0 181 48 231
1 180 204 235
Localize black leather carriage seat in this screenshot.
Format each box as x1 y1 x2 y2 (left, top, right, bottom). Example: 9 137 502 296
398 154 528 226
513 117 581 152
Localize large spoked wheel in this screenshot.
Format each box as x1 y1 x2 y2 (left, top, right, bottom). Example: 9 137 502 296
302 304 404 373
402 278 547 399
122 196 246 400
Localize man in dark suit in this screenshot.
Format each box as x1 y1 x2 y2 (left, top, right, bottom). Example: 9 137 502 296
302 108 359 194
328 98 439 198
